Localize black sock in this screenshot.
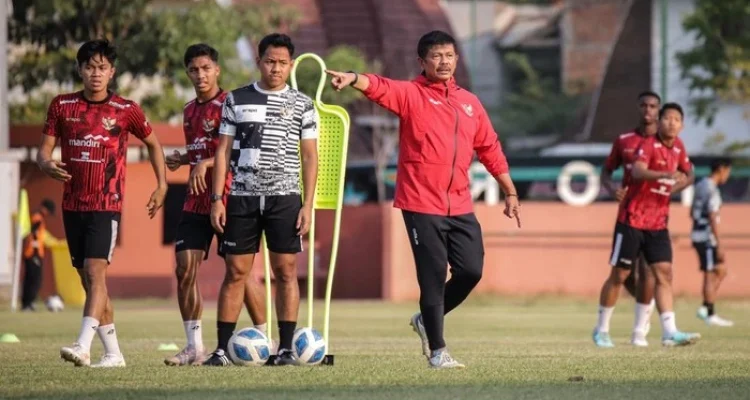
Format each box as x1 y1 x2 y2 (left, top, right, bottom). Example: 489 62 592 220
421 304 446 352
703 301 715 316
217 321 236 352
278 321 297 352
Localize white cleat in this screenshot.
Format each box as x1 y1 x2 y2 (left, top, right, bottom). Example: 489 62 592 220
92 353 126 368
706 315 734 327
428 349 465 369
60 343 90 367
630 330 649 347
164 347 205 366
697 306 709 321
409 313 430 358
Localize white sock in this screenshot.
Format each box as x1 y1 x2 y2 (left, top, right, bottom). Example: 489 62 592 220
254 323 267 336
660 312 678 336
76 316 100 352
596 306 615 333
97 324 121 356
184 320 203 351
633 303 651 333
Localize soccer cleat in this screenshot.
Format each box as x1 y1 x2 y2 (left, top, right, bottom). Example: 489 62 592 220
662 331 701 347
428 349 465 369
409 313 430 357
60 343 91 367
269 339 279 357
201 349 231 366
592 330 614 348
91 353 126 368
273 349 298 366
164 346 205 366
705 315 734 327
630 330 648 347
696 306 709 321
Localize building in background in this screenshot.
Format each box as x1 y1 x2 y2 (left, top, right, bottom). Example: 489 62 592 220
443 0 749 155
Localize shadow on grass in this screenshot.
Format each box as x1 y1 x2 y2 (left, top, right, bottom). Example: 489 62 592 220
6 378 750 400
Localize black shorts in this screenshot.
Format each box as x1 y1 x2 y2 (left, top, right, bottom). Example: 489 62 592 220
222 195 303 255
175 212 223 259
608 222 672 269
693 242 720 272
62 211 121 269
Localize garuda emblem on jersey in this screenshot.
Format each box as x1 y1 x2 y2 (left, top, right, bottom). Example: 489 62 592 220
280 92 296 120
202 118 216 132
102 117 117 131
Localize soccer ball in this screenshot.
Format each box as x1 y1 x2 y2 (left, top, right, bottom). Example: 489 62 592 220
292 327 327 365
45 295 64 312
227 327 271 367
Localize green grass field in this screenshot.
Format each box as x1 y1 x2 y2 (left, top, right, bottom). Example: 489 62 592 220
1 297 749 400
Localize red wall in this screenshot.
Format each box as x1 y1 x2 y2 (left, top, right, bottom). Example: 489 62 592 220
21 161 750 302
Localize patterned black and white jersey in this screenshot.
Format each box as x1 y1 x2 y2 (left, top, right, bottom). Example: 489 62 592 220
219 82 318 196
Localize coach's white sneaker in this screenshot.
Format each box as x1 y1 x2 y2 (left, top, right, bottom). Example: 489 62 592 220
706 315 734 327
409 313 430 357
428 349 465 369
630 330 649 347
92 353 126 368
164 346 205 366
60 343 90 367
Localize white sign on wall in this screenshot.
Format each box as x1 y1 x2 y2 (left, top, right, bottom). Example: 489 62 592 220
469 160 693 207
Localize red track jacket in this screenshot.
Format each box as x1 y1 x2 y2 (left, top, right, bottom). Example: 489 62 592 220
362 73 509 216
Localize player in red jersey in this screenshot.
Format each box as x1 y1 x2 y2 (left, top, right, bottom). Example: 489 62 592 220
598 103 701 347
163 44 268 366
37 40 168 367
594 91 659 347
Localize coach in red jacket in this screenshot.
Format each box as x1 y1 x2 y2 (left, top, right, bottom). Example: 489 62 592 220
327 30 521 369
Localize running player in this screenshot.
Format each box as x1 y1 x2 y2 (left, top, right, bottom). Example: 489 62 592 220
691 158 734 327
204 33 319 366
37 39 168 367
163 44 268 366
594 91 659 347
600 102 701 347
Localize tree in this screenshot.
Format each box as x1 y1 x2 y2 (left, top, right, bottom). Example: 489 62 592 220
495 52 584 137
293 46 370 107
6 0 313 122
675 0 750 152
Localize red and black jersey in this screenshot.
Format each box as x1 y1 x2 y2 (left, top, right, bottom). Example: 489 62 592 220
603 130 648 189
182 90 231 215
43 91 152 212
617 135 693 230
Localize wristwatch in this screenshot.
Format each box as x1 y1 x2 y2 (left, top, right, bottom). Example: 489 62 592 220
210 194 222 203
346 70 359 86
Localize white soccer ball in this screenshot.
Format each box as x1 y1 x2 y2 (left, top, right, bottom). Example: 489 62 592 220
292 327 327 365
227 327 271 366
45 295 64 312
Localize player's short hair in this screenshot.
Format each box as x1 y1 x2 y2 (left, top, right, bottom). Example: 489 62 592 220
417 30 457 59
659 102 684 119
184 44 219 68
258 33 295 58
638 91 661 104
710 157 733 173
76 39 117 67
41 198 56 216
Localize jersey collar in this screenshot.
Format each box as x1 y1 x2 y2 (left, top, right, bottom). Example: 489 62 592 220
195 89 224 105
78 90 114 105
253 82 289 95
